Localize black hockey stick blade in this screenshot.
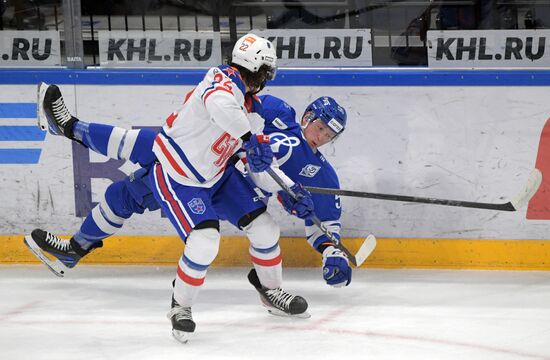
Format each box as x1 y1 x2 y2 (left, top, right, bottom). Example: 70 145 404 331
305 168 542 212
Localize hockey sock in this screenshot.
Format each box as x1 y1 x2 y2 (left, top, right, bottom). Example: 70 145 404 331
250 244 283 289
244 213 283 289
72 121 156 167
173 228 220 307
173 255 208 307
73 198 128 250
72 121 110 154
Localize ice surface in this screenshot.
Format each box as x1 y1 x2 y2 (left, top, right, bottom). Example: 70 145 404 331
1 266 550 360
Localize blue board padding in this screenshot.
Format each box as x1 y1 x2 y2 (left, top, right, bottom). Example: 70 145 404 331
0 126 46 141
0 148 41 164
0 103 37 118
1 68 550 86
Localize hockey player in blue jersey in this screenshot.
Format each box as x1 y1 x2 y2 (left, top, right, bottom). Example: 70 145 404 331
246 94 351 288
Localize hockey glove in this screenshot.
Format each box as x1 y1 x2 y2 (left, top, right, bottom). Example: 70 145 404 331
277 183 314 220
322 245 352 287
243 133 273 172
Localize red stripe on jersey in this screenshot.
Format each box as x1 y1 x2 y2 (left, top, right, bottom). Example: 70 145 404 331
250 254 282 267
154 164 193 234
203 87 233 104
183 87 196 104
177 266 205 286
213 164 227 178
166 112 178 128
154 136 189 179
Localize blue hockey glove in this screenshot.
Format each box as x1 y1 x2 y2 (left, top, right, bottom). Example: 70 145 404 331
277 183 314 220
243 133 273 172
322 245 352 287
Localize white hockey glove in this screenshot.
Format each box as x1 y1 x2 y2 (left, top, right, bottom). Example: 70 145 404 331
322 245 352 287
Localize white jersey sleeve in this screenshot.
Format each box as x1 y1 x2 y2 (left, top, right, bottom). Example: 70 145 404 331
244 155 295 193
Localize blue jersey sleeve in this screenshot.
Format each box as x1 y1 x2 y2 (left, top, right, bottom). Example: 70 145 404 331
303 160 343 252
258 95 297 127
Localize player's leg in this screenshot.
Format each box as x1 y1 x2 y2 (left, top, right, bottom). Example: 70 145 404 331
38 82 157 167
25 167 159 276
149 163 220 343
213 165 309 317
72 122 157 167
73 167 159 250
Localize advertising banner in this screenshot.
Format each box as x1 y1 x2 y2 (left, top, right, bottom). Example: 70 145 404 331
253 29 372 67
0 31 61 67
1 82 549 240
98 30 221 68
427 30 550 68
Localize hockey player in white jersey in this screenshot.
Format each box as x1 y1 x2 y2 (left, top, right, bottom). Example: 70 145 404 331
26 33 315 344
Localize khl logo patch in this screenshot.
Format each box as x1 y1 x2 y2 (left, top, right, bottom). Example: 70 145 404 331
188 198 207 214
300 164 321 178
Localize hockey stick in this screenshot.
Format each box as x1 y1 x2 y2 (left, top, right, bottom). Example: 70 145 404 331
265 168 376 267
304 168 543 212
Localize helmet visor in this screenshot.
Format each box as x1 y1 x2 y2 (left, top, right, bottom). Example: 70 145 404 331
266 65 277 80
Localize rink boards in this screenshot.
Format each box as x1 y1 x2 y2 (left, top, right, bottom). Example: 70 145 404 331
1 69 550 268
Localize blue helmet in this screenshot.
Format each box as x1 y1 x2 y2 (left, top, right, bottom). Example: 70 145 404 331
303 96 347 137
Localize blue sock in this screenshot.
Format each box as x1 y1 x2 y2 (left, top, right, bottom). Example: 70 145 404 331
73 121 114 157
73 122 157 167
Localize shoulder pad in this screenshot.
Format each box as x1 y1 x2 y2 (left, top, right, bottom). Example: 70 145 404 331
259 95 297 126
218 64 246 95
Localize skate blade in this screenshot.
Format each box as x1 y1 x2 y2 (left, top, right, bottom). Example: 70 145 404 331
23 235 67 277
37 82 49 131
266 306 311 319
172 329 193 344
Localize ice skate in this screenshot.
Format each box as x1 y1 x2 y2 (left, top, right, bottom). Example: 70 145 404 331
37 82 79 138
167 295 196 344
23 229 101 277
247 269 310 318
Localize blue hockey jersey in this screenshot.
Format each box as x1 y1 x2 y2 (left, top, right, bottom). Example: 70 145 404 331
257 95 342 252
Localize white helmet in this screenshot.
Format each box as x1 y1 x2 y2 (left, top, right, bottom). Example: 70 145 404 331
231 33 277 80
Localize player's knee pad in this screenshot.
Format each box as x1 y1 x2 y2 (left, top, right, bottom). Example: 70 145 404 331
125 167 160 212
184 227 221 266
103 181 135 219
243 212 280 250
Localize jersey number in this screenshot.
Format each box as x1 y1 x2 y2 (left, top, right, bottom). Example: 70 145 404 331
211 132 239 167
213 73 233 92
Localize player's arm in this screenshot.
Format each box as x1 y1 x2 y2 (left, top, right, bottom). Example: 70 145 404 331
242 153 294 193
306 189 352 288
200 69 251 137
234 148 314 220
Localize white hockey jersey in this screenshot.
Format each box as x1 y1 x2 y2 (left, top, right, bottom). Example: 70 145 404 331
152 65 261 187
